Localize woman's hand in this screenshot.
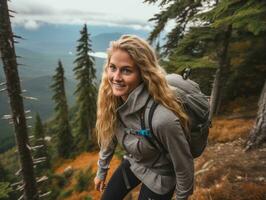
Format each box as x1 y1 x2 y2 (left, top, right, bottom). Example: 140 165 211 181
94 176 106 192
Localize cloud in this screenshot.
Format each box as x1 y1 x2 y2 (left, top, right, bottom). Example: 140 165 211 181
23 20 41 30
89 52 107 59
9 0 159 30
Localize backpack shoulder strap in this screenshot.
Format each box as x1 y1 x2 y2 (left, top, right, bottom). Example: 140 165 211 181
138 97 160 150
146 101 168 154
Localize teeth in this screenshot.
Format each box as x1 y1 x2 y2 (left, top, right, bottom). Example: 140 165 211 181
113 83 125 88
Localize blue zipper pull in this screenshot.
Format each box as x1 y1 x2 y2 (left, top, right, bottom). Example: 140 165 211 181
136 129 151 137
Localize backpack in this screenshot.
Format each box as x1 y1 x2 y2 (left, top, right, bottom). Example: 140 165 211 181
141 73 211 158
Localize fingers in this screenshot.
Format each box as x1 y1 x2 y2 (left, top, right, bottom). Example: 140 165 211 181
95 182 100 191
94 177 106 192
100 181 106 192
94 177 101 191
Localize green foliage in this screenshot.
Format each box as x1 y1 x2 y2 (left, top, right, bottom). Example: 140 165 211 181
48 172 69 199
0 122 14 153
0 182 12 199
199 0 266 35
51 60 73 158
74 167 95 192
145 0 206 54
165 55 217 72
114 144 126 160
84 196 93 200
0 162 7 182
150 0 266 113
73 24 97 152
57 188 73 200
0 148 19 182
222 36 266 100
50 173 68 188
32 113 51 174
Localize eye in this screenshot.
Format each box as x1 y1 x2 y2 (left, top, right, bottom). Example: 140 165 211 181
109 64 116 72
121 68 132 75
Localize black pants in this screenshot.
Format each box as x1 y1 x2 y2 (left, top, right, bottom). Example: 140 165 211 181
101 159 175 200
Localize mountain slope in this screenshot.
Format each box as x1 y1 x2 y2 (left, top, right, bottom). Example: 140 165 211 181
53 116 266 200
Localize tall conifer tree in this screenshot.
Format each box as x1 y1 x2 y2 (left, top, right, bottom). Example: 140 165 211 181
51 60 73 158
32 113 50 174
146 0 266 116
0 0 39 199
73 24 97 151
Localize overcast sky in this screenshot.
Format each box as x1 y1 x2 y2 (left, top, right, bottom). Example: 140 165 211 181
9 0 161 30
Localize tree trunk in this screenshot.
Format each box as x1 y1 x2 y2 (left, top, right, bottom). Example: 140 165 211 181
209 25 232 119
245 80 266 151
0 0 39 199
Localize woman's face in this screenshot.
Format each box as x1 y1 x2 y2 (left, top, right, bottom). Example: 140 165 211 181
107 49 142 101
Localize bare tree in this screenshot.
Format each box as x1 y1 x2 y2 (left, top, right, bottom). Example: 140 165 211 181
245 80 266 151
0 0 39 199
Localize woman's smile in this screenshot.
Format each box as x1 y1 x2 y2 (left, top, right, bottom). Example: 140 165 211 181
107 49 141 101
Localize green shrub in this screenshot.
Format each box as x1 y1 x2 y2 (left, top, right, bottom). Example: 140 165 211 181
51 174 68 188
49 187 60 200
84 196 93 200
74 167 95 192
0 182 12 199
58 188 73 199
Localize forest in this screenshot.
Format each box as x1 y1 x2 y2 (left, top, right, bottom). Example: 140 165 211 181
0 0 265 200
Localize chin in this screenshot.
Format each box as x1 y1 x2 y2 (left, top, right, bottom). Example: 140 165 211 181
113 91 126 97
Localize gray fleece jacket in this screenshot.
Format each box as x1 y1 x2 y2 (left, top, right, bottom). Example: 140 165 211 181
96 83 194 200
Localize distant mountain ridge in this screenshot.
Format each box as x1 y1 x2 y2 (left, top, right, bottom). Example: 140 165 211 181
0 75 76 152
92 32 122 51
14 24 149 54
0 24 149 152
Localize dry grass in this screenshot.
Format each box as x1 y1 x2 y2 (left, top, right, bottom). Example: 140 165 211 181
55 152 99 174
191 180 266 200
208 117 254 143
53 103 266 200
54 152 121 200
192 137 266 200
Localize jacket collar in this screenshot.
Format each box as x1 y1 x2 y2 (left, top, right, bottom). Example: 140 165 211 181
116 83 150 116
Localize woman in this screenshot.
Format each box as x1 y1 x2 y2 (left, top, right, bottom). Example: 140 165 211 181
94 35 194 200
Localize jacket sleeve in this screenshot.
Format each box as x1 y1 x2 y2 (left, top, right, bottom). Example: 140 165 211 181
154 110 194 200
96 137 117 180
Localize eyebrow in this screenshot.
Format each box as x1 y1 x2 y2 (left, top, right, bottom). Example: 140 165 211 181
109 63 134 68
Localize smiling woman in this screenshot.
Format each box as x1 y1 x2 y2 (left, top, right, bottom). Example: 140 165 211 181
94 35 194 200
107 49 142 101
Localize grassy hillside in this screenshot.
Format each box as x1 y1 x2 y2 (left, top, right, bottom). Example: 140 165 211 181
52 116 266 200
51 98 266 200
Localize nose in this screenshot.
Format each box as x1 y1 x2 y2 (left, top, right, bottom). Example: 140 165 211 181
113 70 122 81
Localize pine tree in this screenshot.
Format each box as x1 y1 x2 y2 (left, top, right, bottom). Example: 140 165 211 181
0 0 39 199
148 0 266 116
144 0 207 54
73 24 97 152
32 113 50 174
50 60 73 158
198 0 266 116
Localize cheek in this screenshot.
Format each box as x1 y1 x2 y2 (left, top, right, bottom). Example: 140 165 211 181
134 71 142 85
129 74 142 87
106 69 113 80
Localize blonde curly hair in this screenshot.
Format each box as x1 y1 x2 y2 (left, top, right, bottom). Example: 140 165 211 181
96 35 188 148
